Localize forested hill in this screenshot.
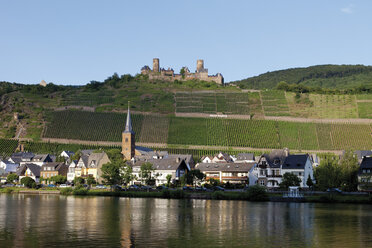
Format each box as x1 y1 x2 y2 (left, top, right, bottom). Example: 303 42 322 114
232 65 372 90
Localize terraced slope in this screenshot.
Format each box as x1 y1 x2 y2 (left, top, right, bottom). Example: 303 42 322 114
44 110 372 151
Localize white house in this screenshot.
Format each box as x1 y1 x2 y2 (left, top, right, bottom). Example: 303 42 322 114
255 149 314 188
0 159 19 175
67 160 78 182
60 151 75 160
129 157 190 186
201 156 213 163
281 154 314 188
196 162 256 185
16 163 41 183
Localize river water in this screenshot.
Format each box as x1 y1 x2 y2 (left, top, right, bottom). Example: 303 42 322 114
0 194 371 247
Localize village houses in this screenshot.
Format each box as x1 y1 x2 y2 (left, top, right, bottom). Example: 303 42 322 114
255 148 315 188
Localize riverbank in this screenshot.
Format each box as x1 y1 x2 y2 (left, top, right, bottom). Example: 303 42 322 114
2 187 372 204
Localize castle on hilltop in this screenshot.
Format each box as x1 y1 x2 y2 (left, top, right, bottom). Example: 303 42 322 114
141 58 224 85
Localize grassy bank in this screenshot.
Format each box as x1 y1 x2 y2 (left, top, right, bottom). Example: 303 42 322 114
3 187 372 204
304 194 372 204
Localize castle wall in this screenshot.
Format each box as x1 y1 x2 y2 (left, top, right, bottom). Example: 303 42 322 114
141 58 224 85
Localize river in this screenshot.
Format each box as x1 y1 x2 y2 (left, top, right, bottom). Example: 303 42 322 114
0 194 371 247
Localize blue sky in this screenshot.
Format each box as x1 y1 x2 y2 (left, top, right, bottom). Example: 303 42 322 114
0 0 371 85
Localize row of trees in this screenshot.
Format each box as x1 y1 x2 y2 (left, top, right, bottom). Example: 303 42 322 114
276 81 372 95
279 151 359 191
315 151 359 191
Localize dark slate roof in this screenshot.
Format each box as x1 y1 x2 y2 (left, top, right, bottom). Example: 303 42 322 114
129 157 188 171
360 157 372 170
124 105 134 134
32 154 53 162
196 162 255 172
260 149 289 168
355 150 372 161
282 154 308 170
237 153 255 161
17 163 41 177
11 152 35 163
81 150 94 155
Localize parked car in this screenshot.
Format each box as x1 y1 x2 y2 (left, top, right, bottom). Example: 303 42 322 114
157 185 168 190
195 186 207 191
95 185 106 189
59 184 69 188
140 185 152 190
3 184 15 187
182 186 193 191
47 184 56 188
129 185 140 190
114 185 123 191
327 188 342 193
213 186 225 191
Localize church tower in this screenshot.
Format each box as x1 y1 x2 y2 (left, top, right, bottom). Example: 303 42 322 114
122 103 135 160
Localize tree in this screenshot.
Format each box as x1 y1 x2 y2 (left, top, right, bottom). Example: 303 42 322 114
166 174 172 187
101 161 124 187
7 173 18 183
140 162 154 185
186 169 205 187
180 67 186 79
73 177 85 185
339 150 359 191
51 175 67 185
122 165 134 185
20 177 36 188
306 175 314 189
276 81 289 91
279 172 301 189
105 149 122 162
86 175 96 186
315 157 342 191
71 150 81 161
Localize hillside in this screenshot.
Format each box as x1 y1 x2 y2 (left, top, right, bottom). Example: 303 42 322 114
42 110 372 151
1 68 372 155
232 64 372 90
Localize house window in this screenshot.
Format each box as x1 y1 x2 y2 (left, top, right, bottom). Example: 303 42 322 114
260 180 265 186
125 138 128 142
299 172 302 176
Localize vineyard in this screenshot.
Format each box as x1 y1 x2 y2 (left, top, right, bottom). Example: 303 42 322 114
286 93 358 119
44 110 143 142
175 92 262 116
22 141 119 155
0 139 19 157
44 110 372 151
261 90 290 116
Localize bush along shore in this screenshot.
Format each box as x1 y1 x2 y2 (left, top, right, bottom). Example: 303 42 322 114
3 186 372 204
58 185 269 201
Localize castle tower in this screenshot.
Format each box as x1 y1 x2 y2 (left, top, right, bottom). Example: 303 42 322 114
153 58 160 72
196 59 204 72
122 103 135 160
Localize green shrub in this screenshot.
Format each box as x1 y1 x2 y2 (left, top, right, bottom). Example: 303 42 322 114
3 188 13 194
60 188 73 195
161 189 184 199
247 185 268 201
73 186 88 195
20 177 35 188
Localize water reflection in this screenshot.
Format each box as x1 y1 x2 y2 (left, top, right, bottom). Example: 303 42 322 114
0 194 372 247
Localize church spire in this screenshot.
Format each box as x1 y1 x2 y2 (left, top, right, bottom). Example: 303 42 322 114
124 102 134 134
